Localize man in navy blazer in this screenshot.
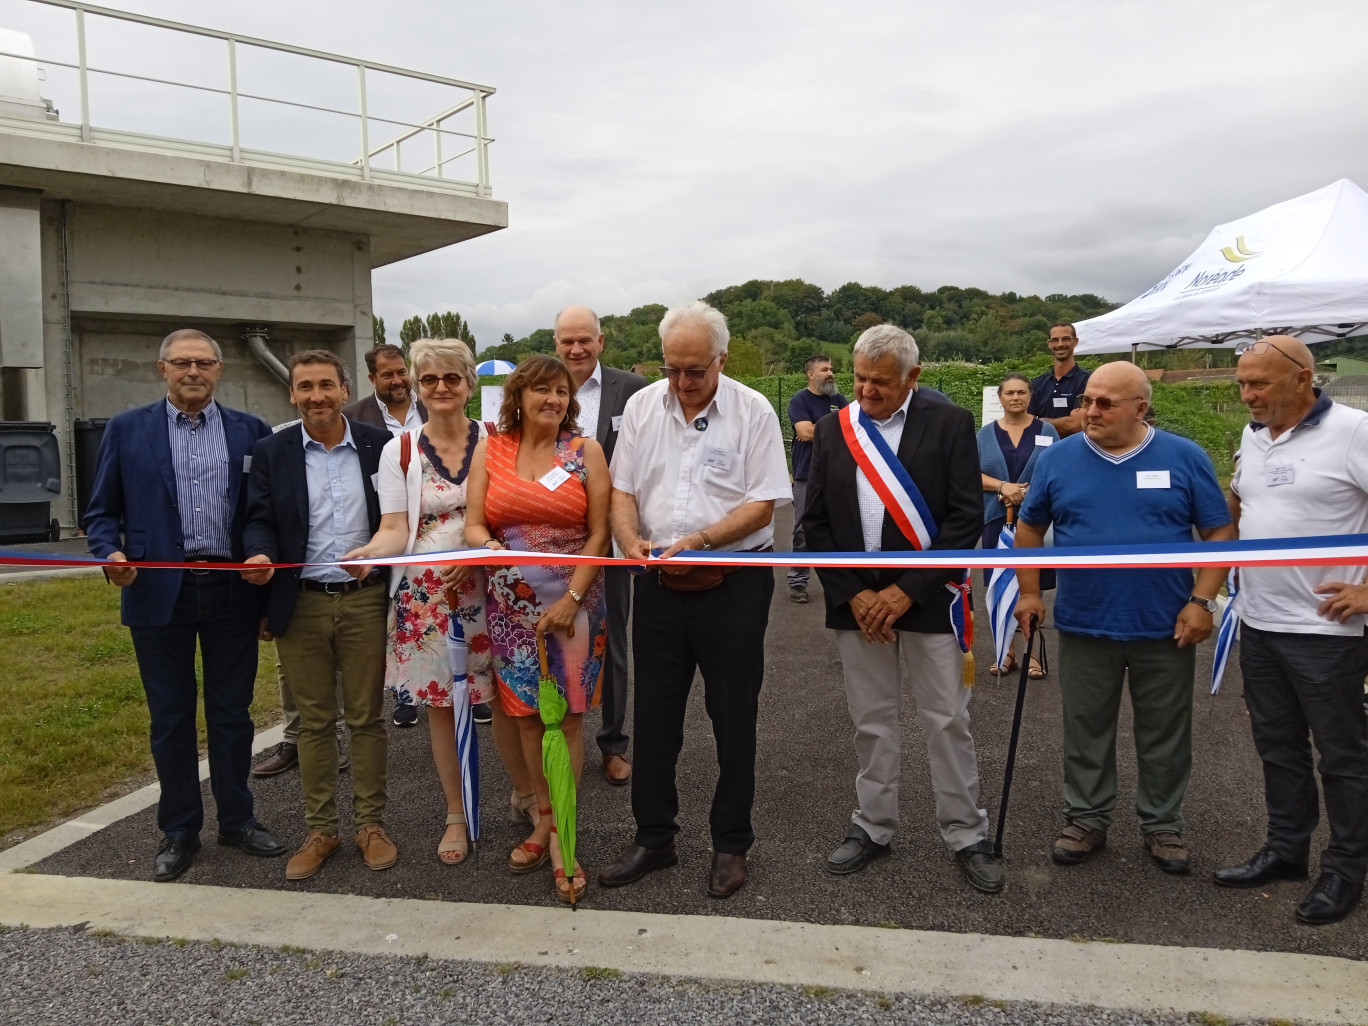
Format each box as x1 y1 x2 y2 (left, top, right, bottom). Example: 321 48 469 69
83 328 286 882
242 349 397 881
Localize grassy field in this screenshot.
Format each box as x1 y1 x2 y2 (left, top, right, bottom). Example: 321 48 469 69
0 576 281 842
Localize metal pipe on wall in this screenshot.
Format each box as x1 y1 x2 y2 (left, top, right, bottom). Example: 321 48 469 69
242 326 290 387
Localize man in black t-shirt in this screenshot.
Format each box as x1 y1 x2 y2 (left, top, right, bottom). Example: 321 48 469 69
1028 321 1090 437
787 355 849 602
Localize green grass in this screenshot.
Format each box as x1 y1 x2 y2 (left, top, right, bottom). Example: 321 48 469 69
0 578 282 840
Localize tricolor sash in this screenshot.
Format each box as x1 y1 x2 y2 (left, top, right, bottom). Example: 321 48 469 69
838 404 938 550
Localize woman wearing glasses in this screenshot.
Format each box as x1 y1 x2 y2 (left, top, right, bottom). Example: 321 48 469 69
343 337 505 867
458 354 611 903
978 371 1058 676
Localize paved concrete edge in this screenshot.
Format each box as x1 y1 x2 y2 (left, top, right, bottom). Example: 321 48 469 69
0 725 284 872
1 873 1363 1024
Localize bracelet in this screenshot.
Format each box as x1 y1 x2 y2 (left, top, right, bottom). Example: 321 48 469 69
567 587 583 604
698 531 713 551
483 539 500 549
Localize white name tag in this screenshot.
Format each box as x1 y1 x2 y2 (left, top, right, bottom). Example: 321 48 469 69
1136 470 1171 489
1052 397 1069 408
1265 464 1295 487
242 455 252 472
539 465 571 491
1035 435 1053 447
703 446 734 471
611 415 623 432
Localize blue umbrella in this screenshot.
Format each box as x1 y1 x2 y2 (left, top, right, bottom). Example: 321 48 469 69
475 359 517 375
1211 571 1240 696
986 515 1020 673
445 612 479 848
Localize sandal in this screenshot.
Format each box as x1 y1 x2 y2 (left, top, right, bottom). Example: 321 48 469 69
1028 657 1046 679
509 789 539 826
508 808 552 874
549 823 586 904
438 813 468 866
990 652 1017 676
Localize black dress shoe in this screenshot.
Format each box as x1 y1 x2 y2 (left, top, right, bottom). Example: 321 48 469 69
1296 872 1364 925
708 852 748 898
153 835 201 883
217 823 288 858
1213 845 1309 888
955 841 1005 894
825 824 890 876
597 842 677 888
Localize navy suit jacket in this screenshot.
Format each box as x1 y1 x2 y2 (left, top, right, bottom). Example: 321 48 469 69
82 399 272 628
243 420 390 637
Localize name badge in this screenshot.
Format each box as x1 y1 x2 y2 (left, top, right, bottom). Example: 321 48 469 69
1035 435 1053 447
539 465 571 491
1265 464 1295 487
1136 470 1171 489
370 472 379 491
703 446 734 471
1052 397 1069 408
611 415 623 432
242 455 252 472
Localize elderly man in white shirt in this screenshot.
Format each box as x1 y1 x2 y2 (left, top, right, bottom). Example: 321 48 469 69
597 300 791 900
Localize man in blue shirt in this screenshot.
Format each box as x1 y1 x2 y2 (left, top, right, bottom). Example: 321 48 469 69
1027 322 1090 438
243 351 396 882
1014 360 1234 874
787 355 848 602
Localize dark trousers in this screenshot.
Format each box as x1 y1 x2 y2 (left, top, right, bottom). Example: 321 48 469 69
631 566 774 854
1240 625 1368 883
129 570 260 840
596 564 631 756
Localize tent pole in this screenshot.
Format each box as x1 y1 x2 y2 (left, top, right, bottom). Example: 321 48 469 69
1130 343 1138 364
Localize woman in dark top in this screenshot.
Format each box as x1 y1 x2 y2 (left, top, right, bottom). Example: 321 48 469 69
977 372 1058 676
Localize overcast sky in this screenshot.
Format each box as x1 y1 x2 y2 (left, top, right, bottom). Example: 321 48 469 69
9 0 1368 347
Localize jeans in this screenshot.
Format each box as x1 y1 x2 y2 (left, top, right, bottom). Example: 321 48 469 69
787 479 809 590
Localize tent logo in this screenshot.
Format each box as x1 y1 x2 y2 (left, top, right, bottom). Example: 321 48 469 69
1220 235 1259 263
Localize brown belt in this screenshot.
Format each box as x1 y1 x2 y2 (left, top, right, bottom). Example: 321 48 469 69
300 574 383 595
658 545 774 593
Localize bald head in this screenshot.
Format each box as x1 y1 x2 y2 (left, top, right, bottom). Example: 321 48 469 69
554 306 601 337
1080 359 1151 452
1236 334 1316 433
1089 359 1152 401
553 305 605 386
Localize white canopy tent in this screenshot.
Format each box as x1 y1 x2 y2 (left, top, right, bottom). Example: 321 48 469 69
1075 178 1368 355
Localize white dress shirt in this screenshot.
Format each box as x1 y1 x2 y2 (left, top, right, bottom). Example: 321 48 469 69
854 391 913 552
378 391 424 437
611 374 791 551
575 361 603 440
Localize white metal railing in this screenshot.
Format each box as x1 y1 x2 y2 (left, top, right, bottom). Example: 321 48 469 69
0 0 495 196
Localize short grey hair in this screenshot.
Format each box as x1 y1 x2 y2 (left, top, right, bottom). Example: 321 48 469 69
553 306 601 336
409 337 477 386
159 328 223 362
659 300 729 357
852 324 919 376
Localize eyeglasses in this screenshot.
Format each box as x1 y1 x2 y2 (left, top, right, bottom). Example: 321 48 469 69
1234 339 1308 370
417 373 464 390
1078 394 1145 412
163 358 221 371
659 355 720 382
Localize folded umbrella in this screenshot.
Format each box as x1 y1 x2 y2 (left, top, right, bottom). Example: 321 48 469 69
1211 570 1240 696
986 509 1020 673
444 594 479 849
537 630 579 907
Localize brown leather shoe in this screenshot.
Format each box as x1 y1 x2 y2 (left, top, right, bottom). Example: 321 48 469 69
602 753 632 786
597 841 677 888
285 830 340 880
356 824 398 871
1144 830 1190 875
1052 822 1107 865
251 742 298 778
708 852 747 898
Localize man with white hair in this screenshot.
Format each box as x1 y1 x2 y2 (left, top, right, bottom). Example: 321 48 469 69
599 300 791 899
804 325 1003 892
1014 360 1234 874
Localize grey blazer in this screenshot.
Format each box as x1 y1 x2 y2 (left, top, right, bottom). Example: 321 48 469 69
596 365 648 464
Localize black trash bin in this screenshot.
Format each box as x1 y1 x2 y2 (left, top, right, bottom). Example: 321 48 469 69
0 422 62 543
74 418 110 523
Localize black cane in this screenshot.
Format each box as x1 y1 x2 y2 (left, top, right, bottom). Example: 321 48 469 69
993 614 1037 859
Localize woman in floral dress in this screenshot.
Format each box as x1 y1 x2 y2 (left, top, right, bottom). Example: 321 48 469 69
458 355 610 902
343 337 504 866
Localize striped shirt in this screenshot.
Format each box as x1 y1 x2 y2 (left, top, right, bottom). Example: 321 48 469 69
165 398 233 558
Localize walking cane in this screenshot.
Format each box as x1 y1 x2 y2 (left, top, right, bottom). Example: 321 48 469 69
993 613 1037 859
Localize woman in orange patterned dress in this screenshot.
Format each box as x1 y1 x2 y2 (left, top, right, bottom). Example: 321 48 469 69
458 355 610 902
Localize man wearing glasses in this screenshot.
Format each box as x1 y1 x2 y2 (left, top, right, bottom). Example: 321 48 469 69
84 328 286 882
599 300 791 899
1216 336 1368 925
1027 322 1090 437
1013 360 1233 874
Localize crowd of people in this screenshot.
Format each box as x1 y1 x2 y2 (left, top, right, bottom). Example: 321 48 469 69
83 305 1368 925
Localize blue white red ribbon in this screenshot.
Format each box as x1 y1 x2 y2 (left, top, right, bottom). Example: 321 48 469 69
946 571 974 653
837 404 938 550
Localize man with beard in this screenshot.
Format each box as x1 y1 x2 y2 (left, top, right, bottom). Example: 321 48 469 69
1027 322 1089 438
787 355 848 603
243 350 398 880
343 343 428 434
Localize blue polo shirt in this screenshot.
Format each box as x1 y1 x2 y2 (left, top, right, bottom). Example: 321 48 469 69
1028 363 1091 419
1017 428 1230 640
788 388 849 480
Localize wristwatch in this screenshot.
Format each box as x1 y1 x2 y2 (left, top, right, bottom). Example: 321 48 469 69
698 532 713 551
1187 594 1217 613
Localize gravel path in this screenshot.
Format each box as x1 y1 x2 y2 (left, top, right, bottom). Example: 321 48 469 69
0 925 1268 1026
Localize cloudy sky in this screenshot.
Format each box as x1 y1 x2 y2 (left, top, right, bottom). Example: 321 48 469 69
9 0 1367 347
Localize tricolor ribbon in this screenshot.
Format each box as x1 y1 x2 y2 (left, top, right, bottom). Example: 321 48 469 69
946 571 974 653
838 403 938 550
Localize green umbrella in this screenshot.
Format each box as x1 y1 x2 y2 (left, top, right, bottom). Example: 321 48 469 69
538 631 579 907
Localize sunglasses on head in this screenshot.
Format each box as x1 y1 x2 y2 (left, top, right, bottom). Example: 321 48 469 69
1234 339 1308 370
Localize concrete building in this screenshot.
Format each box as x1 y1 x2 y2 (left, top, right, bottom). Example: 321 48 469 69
0 3 506 531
